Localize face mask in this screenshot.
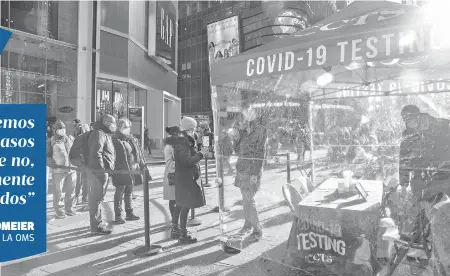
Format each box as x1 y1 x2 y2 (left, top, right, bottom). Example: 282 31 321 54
56 129 66 136
121 128 131 135
108 123 117 133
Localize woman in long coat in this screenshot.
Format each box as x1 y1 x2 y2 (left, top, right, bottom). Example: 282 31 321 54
111 118 144 224
173 117 209 243
163 125 182 238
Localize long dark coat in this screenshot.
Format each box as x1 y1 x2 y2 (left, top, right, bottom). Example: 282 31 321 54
173 133 206 209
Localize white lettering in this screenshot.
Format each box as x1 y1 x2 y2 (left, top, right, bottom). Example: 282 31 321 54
366 37 378 58
337 41 348 62
267 54 276 73
285 51 294 70
246 59 255 76
352 39 363 61
309 232 317 248
256 57 265 75
297 231 346 256
382 33 395 56
278 53 283 71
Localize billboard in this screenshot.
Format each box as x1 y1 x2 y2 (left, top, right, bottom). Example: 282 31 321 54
207 16 240 64
148 1 177 71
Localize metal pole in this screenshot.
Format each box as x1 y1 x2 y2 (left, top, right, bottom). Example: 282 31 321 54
133 167 162 256
286 152 291 183
309 95 315 183
205 156 209 185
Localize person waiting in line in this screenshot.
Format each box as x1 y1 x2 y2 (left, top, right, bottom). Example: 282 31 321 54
163 125 183 238
111 118 142 224
86 114 116 235
173 117 209 243
46 119 77 219
232 110 267 240
196 127 203 151
73 120 90 205
144 126 151 155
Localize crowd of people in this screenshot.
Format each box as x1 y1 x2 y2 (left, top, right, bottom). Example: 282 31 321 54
46 115 150 235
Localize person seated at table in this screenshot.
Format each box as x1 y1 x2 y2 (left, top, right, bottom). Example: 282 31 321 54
399 105 450 268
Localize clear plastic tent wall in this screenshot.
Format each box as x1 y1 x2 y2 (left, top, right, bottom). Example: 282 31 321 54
210 52 450 275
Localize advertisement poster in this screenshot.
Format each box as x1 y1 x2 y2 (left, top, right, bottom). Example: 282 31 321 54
0 104 47 262
207 16 240 64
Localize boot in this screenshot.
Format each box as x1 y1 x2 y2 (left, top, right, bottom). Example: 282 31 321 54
171 223 180 239
179 229 197 244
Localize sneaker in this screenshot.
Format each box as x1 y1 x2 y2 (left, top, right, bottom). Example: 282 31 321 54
91 227 112 235
179 230 197 244
65 210 77 216
55 211 66 219
171 225 181 239
125 214 140 221
115 217 126 224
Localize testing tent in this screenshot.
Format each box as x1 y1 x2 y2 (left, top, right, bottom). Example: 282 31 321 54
209 1 450 276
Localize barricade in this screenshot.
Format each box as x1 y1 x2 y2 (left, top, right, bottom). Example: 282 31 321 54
49 163 164 256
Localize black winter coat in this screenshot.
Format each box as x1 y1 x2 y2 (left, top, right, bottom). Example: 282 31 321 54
87 121 116 172
173 132 206 209
111 133 145 186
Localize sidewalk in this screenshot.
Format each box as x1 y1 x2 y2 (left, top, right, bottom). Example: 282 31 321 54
6 151 433 276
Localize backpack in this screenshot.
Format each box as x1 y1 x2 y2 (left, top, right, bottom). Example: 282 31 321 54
69 130 92 167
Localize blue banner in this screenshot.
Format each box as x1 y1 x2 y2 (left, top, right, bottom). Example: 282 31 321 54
0 105 46 262
0 28 12 54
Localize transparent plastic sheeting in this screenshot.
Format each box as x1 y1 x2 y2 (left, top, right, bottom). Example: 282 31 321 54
211 58 450 276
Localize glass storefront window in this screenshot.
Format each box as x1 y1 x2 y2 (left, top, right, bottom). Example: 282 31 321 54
1 1 78 44
113 82 127 119
96 79 113 119
1 33 78 116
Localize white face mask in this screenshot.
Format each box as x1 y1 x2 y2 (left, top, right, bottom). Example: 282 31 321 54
121 128 131 135
56 129 66 136
108 123 117 133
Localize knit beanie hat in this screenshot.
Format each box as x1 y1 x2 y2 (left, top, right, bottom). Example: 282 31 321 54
53 119 66 130
181 116 197 131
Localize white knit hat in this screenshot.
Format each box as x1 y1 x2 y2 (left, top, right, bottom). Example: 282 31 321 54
181 116 197 131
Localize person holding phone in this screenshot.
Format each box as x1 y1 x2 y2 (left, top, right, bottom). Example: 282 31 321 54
172 117 209 243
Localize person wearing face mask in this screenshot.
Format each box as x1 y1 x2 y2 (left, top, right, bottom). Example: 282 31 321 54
46 119 77 219
111 118 143 224
232 110 267 240
86 114 117 235
172 116 209 243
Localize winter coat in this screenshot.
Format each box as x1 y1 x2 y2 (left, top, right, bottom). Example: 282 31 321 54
163 137 177 200
173 132 206 209
111 133 145 186
46 134 75 174
86 120 116 172
232 124 267 190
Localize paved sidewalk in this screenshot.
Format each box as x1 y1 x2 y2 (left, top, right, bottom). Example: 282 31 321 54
6 150 434 276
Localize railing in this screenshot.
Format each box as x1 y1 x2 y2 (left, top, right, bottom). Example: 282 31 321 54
50 162 165 256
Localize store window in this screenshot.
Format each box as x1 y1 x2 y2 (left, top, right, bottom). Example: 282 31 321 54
113 82 127 119
1 1 78 44
1 33 78 117
96 79 113 119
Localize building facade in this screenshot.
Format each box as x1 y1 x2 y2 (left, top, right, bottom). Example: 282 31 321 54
1 1 180 149
177 1 337 121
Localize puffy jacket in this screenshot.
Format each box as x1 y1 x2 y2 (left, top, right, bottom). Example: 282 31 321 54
86 120 116 171
46 134 75 173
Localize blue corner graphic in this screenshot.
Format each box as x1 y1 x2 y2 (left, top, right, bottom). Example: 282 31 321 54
0 28 12 54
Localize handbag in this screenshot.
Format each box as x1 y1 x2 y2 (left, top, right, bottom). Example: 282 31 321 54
168 172 176 186
134 167 151 186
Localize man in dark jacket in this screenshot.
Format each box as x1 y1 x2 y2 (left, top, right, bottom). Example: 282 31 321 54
86 114 116 235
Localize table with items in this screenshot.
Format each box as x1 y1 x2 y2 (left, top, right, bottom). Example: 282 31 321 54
286 177 384 276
